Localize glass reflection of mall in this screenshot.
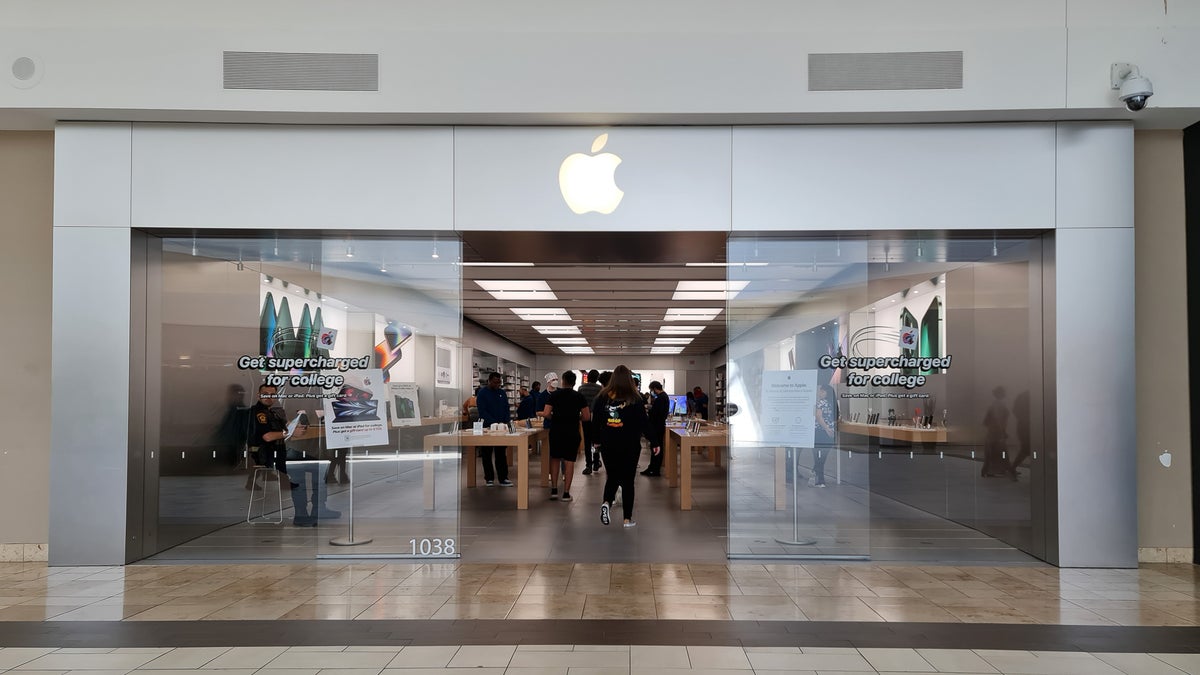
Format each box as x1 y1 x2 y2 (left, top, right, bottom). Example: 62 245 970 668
139 230 1051 564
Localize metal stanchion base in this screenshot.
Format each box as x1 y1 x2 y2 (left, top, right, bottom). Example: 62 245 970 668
775 537 818 546
329 537 374 546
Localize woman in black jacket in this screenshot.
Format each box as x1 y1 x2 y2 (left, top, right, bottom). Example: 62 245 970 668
592 365 652 527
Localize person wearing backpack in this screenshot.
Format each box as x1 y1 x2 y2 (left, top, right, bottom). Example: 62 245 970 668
592 365 652 527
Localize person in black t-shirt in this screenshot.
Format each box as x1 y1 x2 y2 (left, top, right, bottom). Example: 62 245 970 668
593 365 652 527
248 384 312 526
542 370 591 501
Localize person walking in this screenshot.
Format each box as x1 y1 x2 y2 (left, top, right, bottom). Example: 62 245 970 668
592 365 652 527
543 370 590 501
577 369 603 474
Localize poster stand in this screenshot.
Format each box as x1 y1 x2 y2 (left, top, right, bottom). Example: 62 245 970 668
330 447 374 546
775 447 817 547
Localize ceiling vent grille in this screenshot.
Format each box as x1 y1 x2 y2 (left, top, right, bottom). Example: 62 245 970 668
808 51 963 91
223 51 379 91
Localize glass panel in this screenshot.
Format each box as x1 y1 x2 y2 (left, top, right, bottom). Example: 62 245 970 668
727 236 871 559
149 234 463 561
727 233 1048 563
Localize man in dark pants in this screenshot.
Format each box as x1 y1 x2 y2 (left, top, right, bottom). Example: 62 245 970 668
476 371 513 487
248 384 312 526
578 369 603 474
641 381 669 476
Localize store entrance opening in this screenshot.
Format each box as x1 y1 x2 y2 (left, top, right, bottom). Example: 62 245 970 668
141 230 1046 566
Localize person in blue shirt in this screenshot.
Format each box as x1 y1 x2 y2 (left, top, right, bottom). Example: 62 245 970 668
476 371 513 486
515 386 537 421
535 372 558 429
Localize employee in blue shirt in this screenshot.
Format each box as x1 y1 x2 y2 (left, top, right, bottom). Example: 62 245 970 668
476 371 513 486
515 386 537 420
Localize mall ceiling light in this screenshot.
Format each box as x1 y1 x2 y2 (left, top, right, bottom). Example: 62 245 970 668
672 280 749 300
664 308 723 322
658 325 704 335
548 337 589 345
511 307 572 321
459 262 535 267
651 346 685 354
476 280 557 300
533 325 582 335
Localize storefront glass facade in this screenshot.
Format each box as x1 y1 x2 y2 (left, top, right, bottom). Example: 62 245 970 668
138 234 464 560
726 233 1049 561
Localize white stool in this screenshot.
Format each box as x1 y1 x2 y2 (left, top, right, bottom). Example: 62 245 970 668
246 466 282 524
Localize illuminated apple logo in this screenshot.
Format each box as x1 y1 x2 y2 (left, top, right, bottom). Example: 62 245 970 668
558 133 624 215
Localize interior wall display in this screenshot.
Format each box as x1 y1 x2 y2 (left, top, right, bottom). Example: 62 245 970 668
317 326 338 351
760 369 817 447
322 369 390 449
388 382 421 427
373 321 414 383
435 343 453 386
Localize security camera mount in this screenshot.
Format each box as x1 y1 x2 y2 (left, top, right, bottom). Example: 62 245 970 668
1110 63 1141 90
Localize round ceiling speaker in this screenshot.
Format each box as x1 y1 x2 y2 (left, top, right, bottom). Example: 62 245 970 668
9 55 43 88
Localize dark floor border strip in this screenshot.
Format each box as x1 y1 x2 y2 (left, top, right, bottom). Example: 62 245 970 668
1 620 1198 653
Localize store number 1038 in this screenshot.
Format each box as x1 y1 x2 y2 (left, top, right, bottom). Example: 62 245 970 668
409 538 455 556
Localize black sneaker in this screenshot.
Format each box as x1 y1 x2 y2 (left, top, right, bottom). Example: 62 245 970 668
549 488 558 500
600 502 611 525
561 492 573 502
485 480 494 487
582 466 593 475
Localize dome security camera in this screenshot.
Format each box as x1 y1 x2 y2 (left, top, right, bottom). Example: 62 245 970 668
1111 63 1153 112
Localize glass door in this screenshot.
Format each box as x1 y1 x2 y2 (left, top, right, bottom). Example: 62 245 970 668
726 235 871 560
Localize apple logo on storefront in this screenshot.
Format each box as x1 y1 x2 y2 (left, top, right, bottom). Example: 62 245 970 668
558 133 624 214
1159 446 1172 468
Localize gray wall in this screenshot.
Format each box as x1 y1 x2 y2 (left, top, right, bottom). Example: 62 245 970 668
0 132 52 561
1134 130 1193 562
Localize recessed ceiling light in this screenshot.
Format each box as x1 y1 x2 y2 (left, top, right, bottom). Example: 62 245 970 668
459 262 535 267
685 262 769 267
511 308 572 321
654 337 694 345
658 326 705 335
651 346 685 354
548 337 588 345
672 280 750 301
664 308 722 322
533 325 582 335
560 346 594 354
475 280 557 301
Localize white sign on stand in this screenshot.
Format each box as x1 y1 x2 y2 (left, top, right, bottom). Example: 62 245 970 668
761 369 817 447
322 369 390 449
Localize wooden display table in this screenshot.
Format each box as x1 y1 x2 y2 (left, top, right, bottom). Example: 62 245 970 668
422 428 549 510
839 421 947 443
663 427 728 511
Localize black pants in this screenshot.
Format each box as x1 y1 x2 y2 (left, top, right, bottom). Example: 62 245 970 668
480 446 508 482
583 420 600 468
600 444 640 520
644 427 665 473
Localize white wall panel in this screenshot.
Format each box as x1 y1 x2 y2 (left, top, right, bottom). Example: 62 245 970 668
1055 122 1133 228
129 124 453 230
53 123 131 228
1054 226 1136 567
732 124 1056 231
50 227 130 565
454 127 732 231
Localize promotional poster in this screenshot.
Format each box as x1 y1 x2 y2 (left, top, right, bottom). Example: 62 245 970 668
388 382 421 427
322 369 390 449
